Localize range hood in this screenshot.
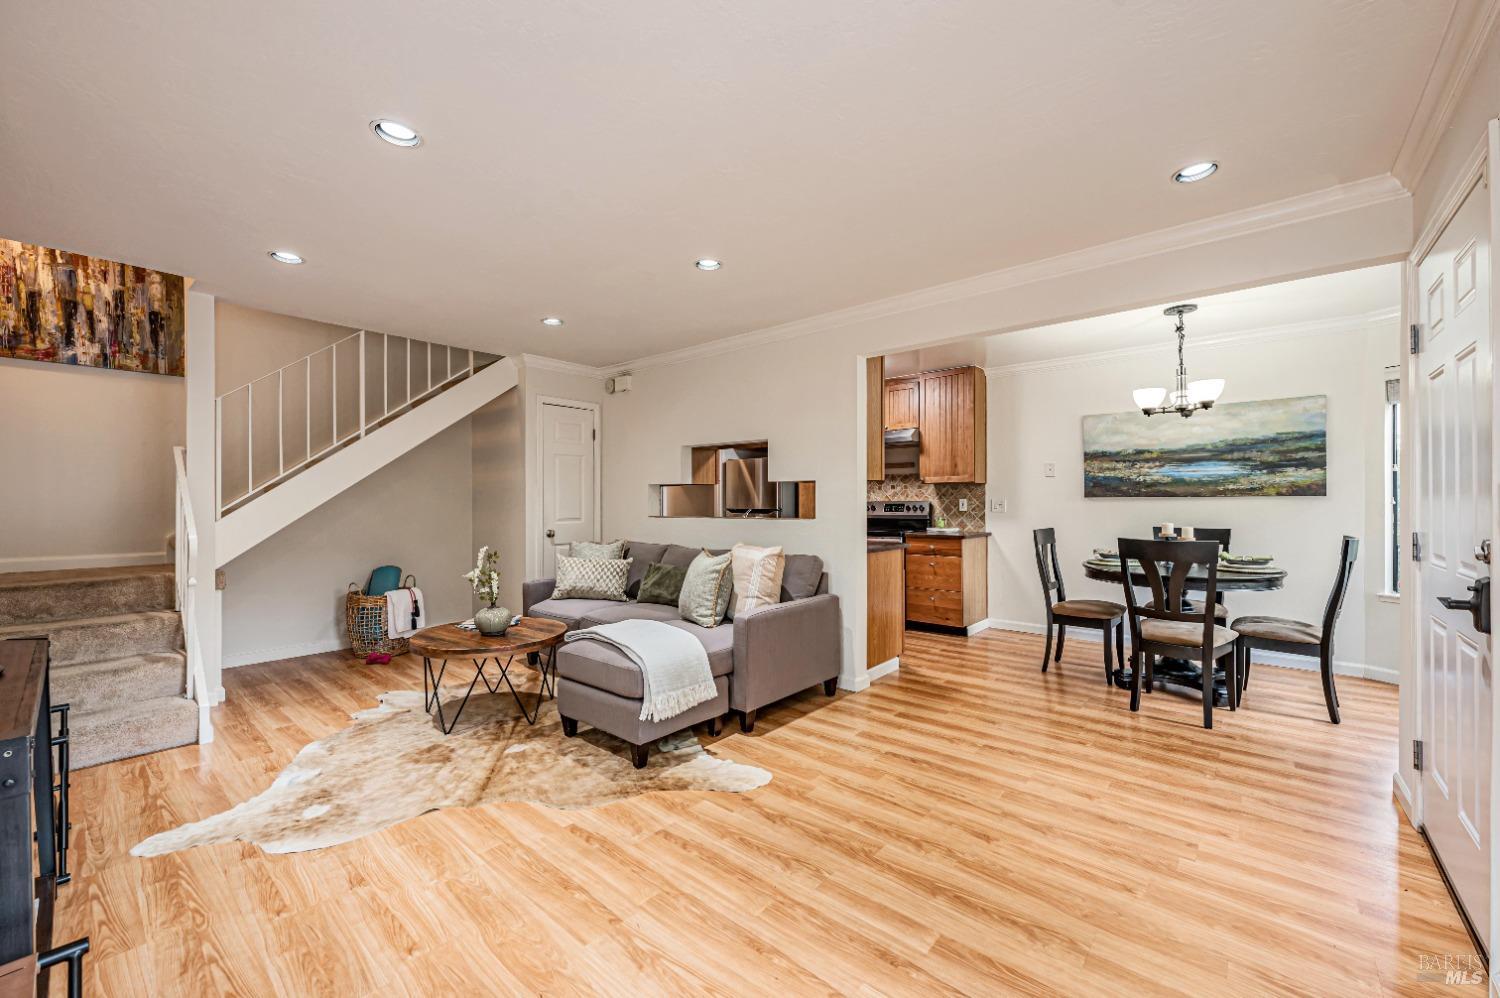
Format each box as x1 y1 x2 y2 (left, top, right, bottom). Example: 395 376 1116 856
883 427 920 475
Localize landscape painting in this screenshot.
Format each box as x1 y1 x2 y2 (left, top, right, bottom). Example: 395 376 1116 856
0 238 185 376
1082 395 1327 498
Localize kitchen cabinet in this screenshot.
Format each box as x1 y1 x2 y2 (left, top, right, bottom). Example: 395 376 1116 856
867 544 905 667
866 356 885 481
905 533 988 629
917 366 986 483
884 377 920 430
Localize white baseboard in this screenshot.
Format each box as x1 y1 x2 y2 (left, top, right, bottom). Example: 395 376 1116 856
866 657 900 682
223 637 350 669
0 550 170 573
986 619 1398 684
965 619 992 637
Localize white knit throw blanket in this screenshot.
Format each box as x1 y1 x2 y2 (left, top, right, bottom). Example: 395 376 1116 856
565 619 717 722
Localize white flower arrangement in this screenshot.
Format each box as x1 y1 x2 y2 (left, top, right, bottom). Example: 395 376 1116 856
463 546 502 608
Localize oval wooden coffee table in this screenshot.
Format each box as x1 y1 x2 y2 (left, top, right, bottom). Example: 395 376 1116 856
408 617 567 733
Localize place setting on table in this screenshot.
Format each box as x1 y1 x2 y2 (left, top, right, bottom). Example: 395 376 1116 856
1080 523 1287 705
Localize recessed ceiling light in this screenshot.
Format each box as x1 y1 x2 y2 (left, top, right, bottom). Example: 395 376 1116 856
267 250 304 265
695 259 722 271
1172 161 1218 184
371 119 422 148
540 317 564 327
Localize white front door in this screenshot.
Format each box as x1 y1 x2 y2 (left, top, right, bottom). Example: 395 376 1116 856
1418 168 1494 944
540 400 598 578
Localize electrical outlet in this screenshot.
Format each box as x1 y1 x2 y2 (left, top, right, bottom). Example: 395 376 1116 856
1043 462 1056 478
992 499 1007 513
958 498 969 512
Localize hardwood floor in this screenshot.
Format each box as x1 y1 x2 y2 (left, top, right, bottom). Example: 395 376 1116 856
50 627 1471 995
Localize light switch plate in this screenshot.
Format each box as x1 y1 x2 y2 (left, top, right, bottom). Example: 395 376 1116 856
1043 462 1056 478
992 499 1007 513
958 498 969 512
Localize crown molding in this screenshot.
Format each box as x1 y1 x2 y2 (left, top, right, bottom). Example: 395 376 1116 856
516 353 609 381
983 307 1400 379
1392 0 1500 191
607 174 1408 376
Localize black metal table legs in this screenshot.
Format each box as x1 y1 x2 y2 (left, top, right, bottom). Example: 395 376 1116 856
423 645 558 733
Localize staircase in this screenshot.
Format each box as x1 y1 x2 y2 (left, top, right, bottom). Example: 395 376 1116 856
0 565 199 768
213 333 519 566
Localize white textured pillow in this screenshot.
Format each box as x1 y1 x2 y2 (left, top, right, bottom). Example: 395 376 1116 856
570 539 626 560
678 550 735 627
730 543 785 617
552 555 631 601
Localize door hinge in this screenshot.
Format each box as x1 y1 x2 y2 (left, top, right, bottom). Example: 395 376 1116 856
1413 739 1424 771
1412 531 1422 562
592 428 596 440
1410 324 1422 355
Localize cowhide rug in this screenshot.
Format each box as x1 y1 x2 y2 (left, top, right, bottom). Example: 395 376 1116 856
132 689 770 856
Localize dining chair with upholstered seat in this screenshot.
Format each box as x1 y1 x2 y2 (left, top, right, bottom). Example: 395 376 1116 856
1034 528 1126 684
1232 536 1357 724
1149 526 1232 621
1118 537 1239 729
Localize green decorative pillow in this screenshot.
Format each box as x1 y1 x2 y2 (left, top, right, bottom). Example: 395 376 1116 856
637 562 688 606
551 555 631 601
678 550 734 627
570 539 626 560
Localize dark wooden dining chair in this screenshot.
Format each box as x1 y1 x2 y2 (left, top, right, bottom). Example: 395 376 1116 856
1033 528 1125 684
1231 536 1358 724
1150 526 1231 620
1118 537 1239 729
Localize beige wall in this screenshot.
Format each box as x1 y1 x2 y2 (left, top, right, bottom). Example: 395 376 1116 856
0 357 183 570
984 318 1401 678
472 388 526 613
221 421 474 666
602 190 1411 688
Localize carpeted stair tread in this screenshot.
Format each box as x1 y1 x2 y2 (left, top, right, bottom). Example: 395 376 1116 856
0 610 182 667
68 695 199 769
0 566 173 626
50 651 186 716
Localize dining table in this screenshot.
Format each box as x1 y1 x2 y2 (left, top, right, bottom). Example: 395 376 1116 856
1081 552 1288 705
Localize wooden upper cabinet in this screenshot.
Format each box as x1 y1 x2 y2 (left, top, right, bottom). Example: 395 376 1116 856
866 356 886 481
917 366 986 483
884 377 920 430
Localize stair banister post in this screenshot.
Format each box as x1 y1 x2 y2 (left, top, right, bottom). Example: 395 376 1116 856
214 396 223 516
332 339 339 441
359 330 367 437
277 369 284 476
246 381 253 496
382 332 388 420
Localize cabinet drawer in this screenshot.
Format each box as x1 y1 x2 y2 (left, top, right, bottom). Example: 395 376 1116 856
906 536 963 557
905 554 963 591
906 588 965 626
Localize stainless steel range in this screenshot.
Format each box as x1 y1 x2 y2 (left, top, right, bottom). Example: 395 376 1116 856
866 500 932 539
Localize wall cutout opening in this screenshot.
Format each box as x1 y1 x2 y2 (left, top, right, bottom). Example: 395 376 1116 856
650 440 815 519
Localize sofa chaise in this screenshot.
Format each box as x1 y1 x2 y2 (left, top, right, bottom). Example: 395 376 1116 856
522 541 841 766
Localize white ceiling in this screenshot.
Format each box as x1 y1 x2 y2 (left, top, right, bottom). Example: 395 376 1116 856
0 2 1452 366
967 262 1402 369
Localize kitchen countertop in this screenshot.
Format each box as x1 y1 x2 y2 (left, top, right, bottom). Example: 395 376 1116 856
903 530 991 539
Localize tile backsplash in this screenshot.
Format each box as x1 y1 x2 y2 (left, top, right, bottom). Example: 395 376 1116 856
868 476 987 532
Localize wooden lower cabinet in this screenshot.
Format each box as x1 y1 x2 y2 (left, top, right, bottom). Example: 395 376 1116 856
905 534 987 630
867 546 905 667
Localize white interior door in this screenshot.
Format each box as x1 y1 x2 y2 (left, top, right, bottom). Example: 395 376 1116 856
1418 170 1493 945
540 401 598 578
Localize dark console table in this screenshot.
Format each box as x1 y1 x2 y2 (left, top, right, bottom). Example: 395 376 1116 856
0 638 86 998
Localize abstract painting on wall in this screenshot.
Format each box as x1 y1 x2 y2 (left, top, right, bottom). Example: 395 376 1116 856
0 238 185 376
1081 395 1327 498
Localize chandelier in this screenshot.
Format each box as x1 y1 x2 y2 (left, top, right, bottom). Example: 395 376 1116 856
1131 304 1225 418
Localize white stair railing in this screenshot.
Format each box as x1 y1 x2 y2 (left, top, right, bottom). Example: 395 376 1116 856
214 331 477 516
173 446 214 745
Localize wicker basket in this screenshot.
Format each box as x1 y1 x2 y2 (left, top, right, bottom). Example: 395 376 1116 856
346 574 416 657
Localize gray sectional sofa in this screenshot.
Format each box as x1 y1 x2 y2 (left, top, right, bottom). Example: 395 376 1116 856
522 540 841 767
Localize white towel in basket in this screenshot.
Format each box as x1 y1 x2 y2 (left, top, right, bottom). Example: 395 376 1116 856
385 588 426 638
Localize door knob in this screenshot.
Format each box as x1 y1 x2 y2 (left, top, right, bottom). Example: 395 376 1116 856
1438 577 1491 634
1477 539 1492 564
546 529 555 539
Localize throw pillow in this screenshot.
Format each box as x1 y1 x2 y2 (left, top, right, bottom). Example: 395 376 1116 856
678 550 734 627
637 562 688 606
730 543 785 617
552 555 631 601
570 539 626 560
